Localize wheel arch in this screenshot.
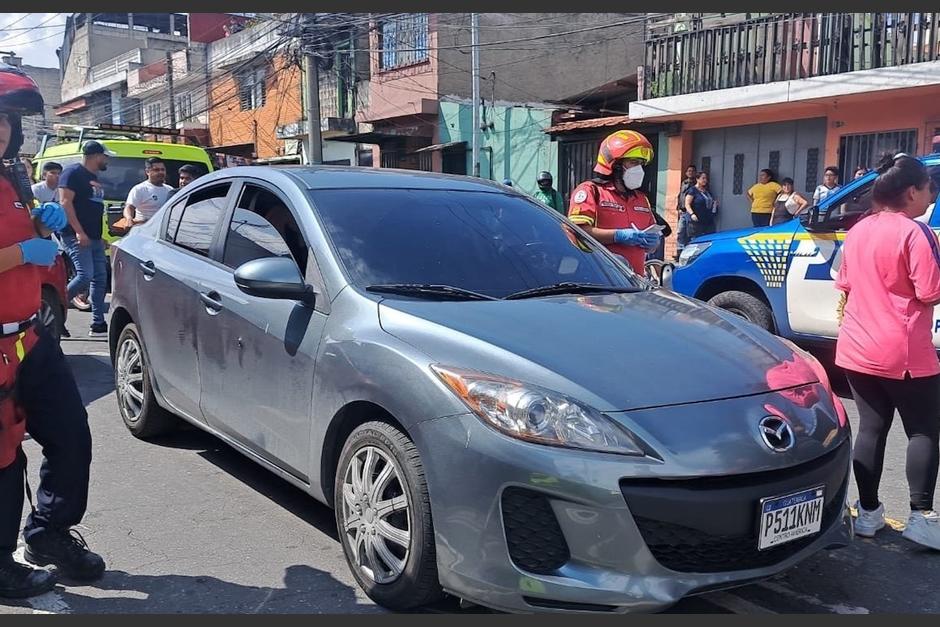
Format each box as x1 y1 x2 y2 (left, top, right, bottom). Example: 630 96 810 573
694 276 778 332
320 401 409 508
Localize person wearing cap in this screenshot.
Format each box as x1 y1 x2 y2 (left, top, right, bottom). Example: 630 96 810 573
58 139 113 337
567 130 661 275
0 62 105 599
532 171 565 214
30 161 61 205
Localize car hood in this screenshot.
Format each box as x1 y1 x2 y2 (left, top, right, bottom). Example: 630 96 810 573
377 289 818 412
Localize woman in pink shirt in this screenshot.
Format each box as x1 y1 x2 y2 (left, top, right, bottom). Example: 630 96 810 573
836 153 940 549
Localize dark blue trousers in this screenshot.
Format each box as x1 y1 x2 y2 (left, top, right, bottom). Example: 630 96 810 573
0 329 90 553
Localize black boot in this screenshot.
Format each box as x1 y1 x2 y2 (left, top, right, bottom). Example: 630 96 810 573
0 553 57 598
24 529 105 582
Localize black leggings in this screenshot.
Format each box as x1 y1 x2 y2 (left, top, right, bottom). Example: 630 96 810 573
846 371 940 512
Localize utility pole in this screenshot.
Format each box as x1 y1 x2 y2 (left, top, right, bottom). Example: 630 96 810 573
471 13 481 178
303 14 323 165
166 50 177 143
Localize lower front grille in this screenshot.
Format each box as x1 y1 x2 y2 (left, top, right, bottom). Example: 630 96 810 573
501 487 570 574
622 441 850 573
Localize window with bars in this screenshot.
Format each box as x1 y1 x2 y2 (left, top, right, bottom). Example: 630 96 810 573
839 129 918 183
237 66 267 111
379 14 429 70
175 92 193 122
144 102 163 126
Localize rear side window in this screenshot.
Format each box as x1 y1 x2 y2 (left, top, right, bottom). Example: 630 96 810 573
170 184 231 257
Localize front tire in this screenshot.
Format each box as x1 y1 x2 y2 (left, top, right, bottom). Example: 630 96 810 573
114 323 177 438
335 421 443 611
707 290 775 331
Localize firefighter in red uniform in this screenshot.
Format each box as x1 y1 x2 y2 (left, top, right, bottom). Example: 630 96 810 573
0 63 105 599
567 130 661 274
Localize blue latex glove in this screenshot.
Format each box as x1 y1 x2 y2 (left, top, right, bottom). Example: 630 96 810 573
641 230 662 251
613 227 647 247
31 202 67 232
19 238 59 267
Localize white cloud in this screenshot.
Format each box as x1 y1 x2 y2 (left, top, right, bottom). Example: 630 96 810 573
0 13 68 68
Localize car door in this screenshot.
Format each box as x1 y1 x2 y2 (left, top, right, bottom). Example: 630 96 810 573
135 182 234 422
787 164 940 342
196 180 328 481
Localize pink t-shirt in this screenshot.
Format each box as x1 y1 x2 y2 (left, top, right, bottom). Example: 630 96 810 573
835 211 940 379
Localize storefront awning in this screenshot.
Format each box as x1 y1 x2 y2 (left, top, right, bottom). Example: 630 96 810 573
544 115 633 134
207 142 255 156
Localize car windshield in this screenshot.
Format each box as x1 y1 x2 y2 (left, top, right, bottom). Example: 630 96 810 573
51 156 209 201
310 188 642 299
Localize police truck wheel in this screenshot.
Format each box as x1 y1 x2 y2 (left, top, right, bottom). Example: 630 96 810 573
335 421 443 610
114 323 177 438
707 290 775 331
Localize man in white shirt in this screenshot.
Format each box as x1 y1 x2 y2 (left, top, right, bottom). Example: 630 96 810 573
813 165 842 204
31 161 61 204
123 157 174 225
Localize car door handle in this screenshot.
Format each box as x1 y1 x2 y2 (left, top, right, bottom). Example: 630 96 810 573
199 291 223 314
139 260 156 278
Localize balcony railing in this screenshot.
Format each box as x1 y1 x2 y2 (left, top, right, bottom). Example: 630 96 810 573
642 13 940 99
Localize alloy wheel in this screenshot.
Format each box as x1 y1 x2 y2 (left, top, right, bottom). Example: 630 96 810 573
116 336 145 424
341 445 411 584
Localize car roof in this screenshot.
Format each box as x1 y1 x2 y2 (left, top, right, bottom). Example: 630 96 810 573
211 165 520 193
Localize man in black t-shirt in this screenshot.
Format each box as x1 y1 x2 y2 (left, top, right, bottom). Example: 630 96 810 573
59 140 114 337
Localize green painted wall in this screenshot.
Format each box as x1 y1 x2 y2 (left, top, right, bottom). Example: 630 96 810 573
439 101 558 196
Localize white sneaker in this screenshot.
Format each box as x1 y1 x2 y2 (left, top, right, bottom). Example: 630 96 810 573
902 510 940 550
853 501 885 537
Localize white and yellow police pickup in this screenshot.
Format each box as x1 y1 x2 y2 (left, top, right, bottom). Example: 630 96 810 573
671 154 940 350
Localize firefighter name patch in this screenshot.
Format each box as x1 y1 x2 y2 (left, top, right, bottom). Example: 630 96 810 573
573 190 588 203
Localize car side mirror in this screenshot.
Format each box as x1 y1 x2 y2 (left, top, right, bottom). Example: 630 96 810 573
234 257 315 306
799 206 821 230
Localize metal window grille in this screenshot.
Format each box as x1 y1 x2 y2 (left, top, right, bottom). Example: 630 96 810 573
805 148 819 191
380 14 429 70
237 66 267 111
768 150 780 177
701 156 711 176
839 129 918 181
733 153 745 195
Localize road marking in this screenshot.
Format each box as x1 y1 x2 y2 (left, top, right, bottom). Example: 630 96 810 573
12 543 71 614
757 581 870 614
703 591 778 614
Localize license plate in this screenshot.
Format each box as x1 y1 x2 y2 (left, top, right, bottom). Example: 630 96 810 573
758 485 825 550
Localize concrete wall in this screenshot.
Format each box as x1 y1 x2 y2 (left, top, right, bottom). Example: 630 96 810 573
208 52 303 159
437 13 645 104
438 100 557 193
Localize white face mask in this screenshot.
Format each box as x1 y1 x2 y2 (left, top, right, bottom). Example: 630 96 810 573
621 164 645 190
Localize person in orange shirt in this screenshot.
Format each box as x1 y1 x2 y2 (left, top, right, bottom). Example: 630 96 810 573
566 130 661 274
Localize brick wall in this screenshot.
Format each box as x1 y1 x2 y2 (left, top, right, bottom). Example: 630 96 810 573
208 52 303 159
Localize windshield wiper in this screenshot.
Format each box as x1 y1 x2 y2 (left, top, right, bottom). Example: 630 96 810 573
504 282 643 300
366 283 498 301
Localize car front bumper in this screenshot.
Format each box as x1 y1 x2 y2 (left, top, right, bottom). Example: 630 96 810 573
413 413 853 614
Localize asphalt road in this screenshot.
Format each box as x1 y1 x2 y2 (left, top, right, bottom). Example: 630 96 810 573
1 310 938 614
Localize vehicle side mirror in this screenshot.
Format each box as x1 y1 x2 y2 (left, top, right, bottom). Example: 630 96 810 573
234 257 315 306
800 206 821 230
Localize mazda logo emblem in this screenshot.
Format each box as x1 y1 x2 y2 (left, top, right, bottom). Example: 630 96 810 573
759 416 794 452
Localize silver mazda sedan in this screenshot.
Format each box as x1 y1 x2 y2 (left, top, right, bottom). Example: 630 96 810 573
109 166 853 613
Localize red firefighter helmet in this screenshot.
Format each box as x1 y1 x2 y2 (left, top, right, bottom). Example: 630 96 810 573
594 130 654 176
0 62 44 160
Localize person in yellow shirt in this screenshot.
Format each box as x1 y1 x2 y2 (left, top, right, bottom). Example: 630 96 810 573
747 168 782 227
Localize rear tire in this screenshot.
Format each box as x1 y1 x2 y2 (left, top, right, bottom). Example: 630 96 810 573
335 421 443 611
707 290 775 331
114 323 177 438
39 287 64 343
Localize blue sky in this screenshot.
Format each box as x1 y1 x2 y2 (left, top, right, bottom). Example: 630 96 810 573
0 13 68 68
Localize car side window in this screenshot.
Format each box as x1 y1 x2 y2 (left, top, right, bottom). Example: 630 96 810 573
820 179 874 231
222 184 308 273
163 198 186 241
171 184 231 256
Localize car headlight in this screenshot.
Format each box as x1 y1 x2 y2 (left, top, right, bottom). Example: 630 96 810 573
678 241 712 267
431 365 646 455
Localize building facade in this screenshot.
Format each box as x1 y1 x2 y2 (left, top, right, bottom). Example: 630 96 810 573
629 12 940 253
